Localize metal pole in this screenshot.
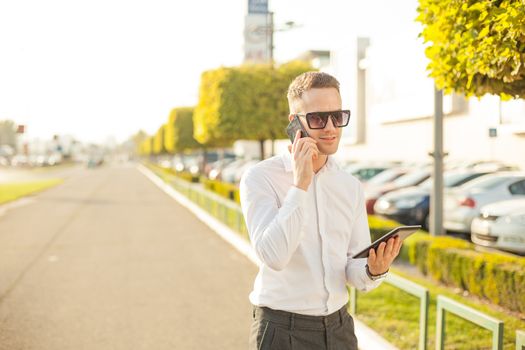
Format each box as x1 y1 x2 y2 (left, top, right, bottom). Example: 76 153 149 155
430 86 444 236
356 37 370 144
268 11 274 64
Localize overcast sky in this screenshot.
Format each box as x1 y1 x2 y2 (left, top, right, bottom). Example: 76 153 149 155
0 0 420 144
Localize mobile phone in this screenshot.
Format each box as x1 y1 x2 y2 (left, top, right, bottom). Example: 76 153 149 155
352 225 422 259
285 115 310 143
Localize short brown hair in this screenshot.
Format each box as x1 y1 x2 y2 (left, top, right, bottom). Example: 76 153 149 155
287 71 340 112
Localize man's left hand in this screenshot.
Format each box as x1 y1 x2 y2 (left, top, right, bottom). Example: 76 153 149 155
367 236 402 275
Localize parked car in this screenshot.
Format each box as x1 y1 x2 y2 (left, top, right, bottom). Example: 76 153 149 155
449 160 520 172
221 159 253 184
444 172 525 233
207 158 236 180
10 154 29 167
374 170 489 230
364 167 409 188
204 154 236 178
233 159 260 184
169 154 198 173
343 163 392 182
196 151 235 174
471 198 525 254
365 168 431 214
0 156 9 166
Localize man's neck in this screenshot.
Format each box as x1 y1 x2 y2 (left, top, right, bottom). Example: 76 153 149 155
313 154 328 174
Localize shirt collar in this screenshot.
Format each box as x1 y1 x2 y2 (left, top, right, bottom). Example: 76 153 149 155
281 150 340 173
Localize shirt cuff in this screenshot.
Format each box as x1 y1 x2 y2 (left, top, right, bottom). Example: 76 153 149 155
284 185 308 208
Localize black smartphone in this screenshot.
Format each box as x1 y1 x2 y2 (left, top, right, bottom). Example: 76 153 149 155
352 225 422 259
285 115 310 143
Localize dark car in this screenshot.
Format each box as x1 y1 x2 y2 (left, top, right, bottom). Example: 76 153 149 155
373 170 489 230
365 168 431 215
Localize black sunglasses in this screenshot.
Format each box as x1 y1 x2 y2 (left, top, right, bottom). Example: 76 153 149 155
296 110 351 129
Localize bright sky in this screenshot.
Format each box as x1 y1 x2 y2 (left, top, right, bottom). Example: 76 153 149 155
0 0 420 145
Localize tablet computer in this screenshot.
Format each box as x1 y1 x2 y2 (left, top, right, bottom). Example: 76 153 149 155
352 225 422 259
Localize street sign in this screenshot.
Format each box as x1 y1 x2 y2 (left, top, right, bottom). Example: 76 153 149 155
248 0 268 14
244 14 271 63
488 127 497 138
16 125 26 134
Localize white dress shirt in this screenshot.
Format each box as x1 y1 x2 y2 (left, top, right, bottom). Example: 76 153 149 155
239 150 385 316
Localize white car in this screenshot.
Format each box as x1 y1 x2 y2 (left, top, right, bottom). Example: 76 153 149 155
471 198 525 254
444 172 525 233
221 159 251 184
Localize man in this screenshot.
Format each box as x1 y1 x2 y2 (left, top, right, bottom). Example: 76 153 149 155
240 72 401 350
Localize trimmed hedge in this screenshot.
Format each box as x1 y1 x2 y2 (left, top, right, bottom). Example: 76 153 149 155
422 242 525 313
370 215 525 314
201 178 240 204
151 164 201 183
368 216 525 313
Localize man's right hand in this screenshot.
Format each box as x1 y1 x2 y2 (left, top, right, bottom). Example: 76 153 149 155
288 130 319 191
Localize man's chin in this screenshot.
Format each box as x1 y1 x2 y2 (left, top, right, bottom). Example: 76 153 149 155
318 146 339 156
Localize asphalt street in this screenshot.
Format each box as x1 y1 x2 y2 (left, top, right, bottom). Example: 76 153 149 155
0 163 257 350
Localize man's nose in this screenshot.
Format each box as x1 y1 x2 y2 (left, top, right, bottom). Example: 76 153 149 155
325 116 337 130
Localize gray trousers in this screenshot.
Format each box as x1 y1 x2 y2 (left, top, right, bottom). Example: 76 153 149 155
248 304 358 350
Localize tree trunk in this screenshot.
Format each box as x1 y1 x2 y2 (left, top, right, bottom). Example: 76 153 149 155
259 139 265 160
201 147 207 174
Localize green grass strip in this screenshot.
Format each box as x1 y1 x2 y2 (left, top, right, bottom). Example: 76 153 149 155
353 266 524 350
0 179 63 205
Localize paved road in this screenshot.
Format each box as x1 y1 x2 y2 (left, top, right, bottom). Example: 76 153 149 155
0 163 257 350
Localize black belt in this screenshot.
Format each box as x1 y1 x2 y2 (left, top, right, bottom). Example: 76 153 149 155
252 304 349 330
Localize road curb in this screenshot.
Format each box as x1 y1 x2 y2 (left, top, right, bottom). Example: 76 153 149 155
0 198 35 218
138 164 399 350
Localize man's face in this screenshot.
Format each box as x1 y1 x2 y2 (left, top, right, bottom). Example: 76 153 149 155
289 87 343 156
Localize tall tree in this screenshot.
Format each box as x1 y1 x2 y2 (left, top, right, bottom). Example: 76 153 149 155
153 124 166 155
417 0 525 99
194 61 313 159
164 107 201 154
131 130 148 156
0 120 18 148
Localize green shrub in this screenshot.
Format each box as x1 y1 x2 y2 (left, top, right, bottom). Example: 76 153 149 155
201 178 240 204
150 164 200 183
423 238 525 313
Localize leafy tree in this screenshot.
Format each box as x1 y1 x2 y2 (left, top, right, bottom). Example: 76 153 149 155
153 124 166 155
194 61 313 159
417 0 525 99
164 107 201 154
194 67 246 148
139 136 153 156
0 120 18 148
131 130 148 156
